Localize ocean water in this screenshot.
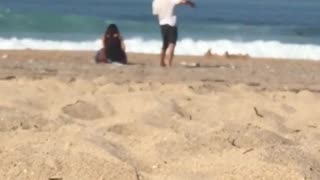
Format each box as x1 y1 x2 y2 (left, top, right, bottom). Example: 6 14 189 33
1 0 320 60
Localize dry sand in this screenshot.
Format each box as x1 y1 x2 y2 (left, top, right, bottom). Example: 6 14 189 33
0 50 320 180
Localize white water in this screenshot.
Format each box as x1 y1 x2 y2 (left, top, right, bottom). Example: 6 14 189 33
1 37 320 60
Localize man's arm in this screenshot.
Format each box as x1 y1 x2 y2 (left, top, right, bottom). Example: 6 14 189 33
178 0 195 7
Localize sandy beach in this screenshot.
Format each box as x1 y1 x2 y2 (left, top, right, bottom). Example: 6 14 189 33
0 50 320 180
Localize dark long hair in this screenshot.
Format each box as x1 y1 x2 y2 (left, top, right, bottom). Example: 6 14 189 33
103 24 120 48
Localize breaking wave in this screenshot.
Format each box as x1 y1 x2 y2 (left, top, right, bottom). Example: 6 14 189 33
1 37 320 60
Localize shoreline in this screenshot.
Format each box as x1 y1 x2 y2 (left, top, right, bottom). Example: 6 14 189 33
1 49 319 62
0 49 320 92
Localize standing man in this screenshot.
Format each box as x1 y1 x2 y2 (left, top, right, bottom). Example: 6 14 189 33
153 0 195 67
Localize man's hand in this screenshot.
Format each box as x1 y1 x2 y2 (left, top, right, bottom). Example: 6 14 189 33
180 0 196 8
187 1 196 8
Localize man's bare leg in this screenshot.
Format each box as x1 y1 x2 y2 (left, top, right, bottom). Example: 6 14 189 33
160 48 166 67
166 43 176 67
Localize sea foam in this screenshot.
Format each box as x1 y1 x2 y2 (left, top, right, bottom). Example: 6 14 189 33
0 37 320 60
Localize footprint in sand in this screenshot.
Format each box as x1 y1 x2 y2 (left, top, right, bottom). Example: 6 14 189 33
62 100 103 120
281 104 297 114
143 99 192 128
235 127 295 148
105 122 150 137
255 108 292 133
0 106 48 131
209 124 296 151
155 131 233 159
89 136 152 173
107 124 133 136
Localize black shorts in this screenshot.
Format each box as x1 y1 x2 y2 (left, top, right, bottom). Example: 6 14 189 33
160 25 178 50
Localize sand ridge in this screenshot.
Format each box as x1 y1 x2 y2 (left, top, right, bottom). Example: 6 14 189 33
0 77 319 179
0 50 320 179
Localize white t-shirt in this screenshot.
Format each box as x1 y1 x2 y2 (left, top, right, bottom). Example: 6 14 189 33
152 0 180 26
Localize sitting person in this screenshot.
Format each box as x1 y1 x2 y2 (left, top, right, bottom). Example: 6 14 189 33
95 24 127 64
95 47 107 63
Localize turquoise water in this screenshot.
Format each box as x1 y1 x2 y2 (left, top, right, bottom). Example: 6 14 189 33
1 0 320 42
1 0 320 59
